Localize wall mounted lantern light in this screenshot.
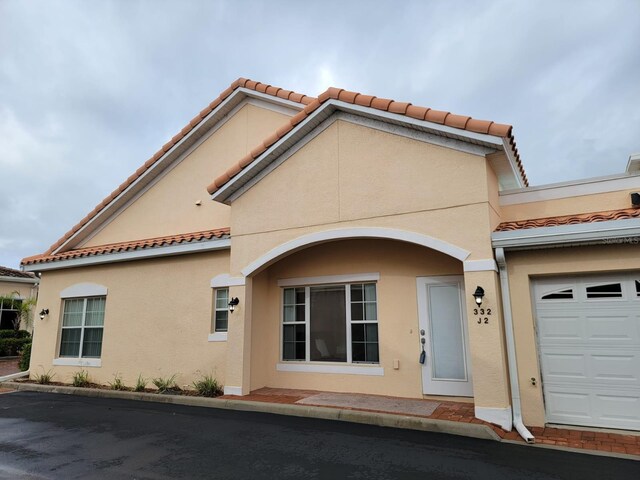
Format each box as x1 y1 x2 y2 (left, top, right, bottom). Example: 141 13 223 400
228 297 239 313
473 287 485 306
39 308 49 320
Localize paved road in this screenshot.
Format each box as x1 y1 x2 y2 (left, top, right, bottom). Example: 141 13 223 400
0 392 637 479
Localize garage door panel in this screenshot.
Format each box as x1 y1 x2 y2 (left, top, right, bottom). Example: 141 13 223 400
534 274 640 430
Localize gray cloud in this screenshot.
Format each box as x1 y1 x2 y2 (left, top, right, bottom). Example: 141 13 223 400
1 0 638 268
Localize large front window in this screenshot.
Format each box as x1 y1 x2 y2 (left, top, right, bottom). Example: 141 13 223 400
59 297 106 358
282 283 379 364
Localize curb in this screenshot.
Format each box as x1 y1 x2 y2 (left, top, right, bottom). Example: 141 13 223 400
2 381 499 441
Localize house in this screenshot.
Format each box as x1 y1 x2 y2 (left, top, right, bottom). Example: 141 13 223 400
21 78 640 437
0 266 38 330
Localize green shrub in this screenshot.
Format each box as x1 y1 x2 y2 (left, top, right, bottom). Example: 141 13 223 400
18 342 31 371
0 330 31 339
108 373 127 391
34 369 54 385
72 369 90 387
192 374 223 397
0 337 31 356
134 374 147 392
152 374 179 393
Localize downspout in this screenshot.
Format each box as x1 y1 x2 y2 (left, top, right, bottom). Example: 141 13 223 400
495 247 535 444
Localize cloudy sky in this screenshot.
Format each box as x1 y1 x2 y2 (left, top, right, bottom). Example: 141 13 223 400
0 0 639 269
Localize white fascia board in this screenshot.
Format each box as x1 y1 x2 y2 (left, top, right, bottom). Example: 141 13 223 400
491 218 640 249
499 172 640 206
55 89 303 254
501 137 525 189
23 238 231 272
212 99 506 204
277 272 380 287
0 275 38 284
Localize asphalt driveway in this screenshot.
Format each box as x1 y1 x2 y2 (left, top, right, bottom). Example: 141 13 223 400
0 391 637 479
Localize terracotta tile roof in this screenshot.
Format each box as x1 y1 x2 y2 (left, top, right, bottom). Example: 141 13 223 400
495 207 640 231
207 86 528 194
42 78 313 257
22 228 230 266
0 266 36 279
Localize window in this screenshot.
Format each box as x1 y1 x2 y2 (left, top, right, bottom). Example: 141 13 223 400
586 283 623 299
59 297 106 358
635 280 640 297
282 283 379 364
541 288 574 300
0 297 22 330
213 288 229 333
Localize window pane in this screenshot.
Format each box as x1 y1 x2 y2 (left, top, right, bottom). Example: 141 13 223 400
364 302 377 321
283 325 305 360
62 299 84 327
284 305 295 322
310 285 346 362
284 288 295 305
586 283 623 298
352 342 365 362
295 288 305 304
215 288 229 309
365 343 379 363
541 289 573 300
82 328 103 357
350 284 363 302
351 302 363 321
60 328 81 356
429 284 465 380
364 284 376 302
295 304 305 322
366 323 378 342
351 324 364 342
85 297 105 326
636 280 640 296
215 310 228 332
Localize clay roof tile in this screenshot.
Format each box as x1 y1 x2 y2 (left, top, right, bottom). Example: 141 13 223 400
388 101 411 115
370 97 393 111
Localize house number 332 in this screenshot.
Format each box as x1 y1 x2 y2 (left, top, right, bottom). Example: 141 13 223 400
474 308 492 324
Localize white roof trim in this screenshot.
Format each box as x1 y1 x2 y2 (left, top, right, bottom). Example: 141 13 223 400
491 217 640 249
212 98 520 204
210 273 246 288
53 88 303 254
277 272 380 287
242 227 470 277
0 275 37 284
24 238 231 272
500 172 640 206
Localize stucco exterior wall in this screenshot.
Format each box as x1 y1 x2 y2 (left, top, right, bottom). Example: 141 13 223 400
82 103 290 247
30 250 230 388
249 239 463 397
500 188 634 222
504 243 640 427
0 280 37 300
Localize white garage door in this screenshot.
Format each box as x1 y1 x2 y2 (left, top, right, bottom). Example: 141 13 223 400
534 273 640 430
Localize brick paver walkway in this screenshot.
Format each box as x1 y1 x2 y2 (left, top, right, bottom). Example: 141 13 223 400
0 358 20 377
220 387 640 457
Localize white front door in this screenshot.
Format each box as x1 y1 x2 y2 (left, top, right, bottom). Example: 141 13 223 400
417 276 473 397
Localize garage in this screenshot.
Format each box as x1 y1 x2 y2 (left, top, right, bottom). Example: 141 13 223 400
534 273 640 430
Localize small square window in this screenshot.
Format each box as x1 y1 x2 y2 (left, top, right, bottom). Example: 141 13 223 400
213 288 229 332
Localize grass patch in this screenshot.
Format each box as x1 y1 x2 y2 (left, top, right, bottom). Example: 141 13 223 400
33 369 55 385
134 374 148 392
108 373 127 391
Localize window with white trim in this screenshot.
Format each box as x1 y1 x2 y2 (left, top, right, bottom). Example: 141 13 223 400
213 288 229 332
0 297 22 330
59 297 106 359
282 283 379 364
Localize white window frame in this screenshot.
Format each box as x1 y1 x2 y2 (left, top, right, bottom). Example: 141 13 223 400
209 287 229 342
55 296 106 368
0 296 23 330
279 274 381 367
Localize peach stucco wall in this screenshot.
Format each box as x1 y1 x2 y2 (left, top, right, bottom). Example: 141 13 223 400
504 243 640 427
0 280 37 300
30 250 229 388
82 103 291 247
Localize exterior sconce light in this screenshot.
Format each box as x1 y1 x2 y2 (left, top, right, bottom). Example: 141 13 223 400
473 287 485 306
228 297 239 313
39 308 49 320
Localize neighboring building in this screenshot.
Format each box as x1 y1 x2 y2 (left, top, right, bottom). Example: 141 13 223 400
21 79 640 435
0 266 38 330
